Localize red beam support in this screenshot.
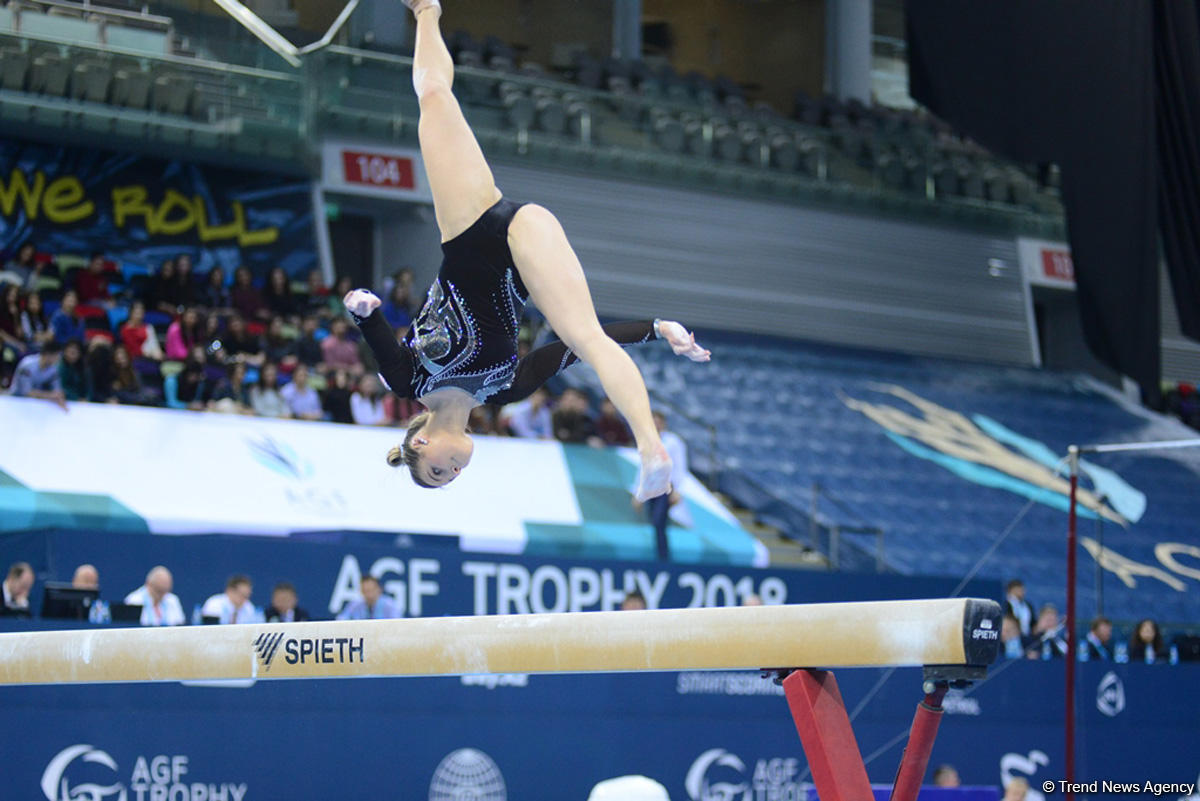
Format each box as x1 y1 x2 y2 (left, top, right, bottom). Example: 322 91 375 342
782 669 875 801
889 686 949 801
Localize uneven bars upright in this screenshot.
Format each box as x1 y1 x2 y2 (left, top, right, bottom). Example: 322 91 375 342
1062 435 1200 801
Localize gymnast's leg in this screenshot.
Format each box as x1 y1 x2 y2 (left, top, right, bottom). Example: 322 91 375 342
407 0 502 241
507 204 673 501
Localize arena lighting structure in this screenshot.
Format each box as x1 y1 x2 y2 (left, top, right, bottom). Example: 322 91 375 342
0 598 1000 801
1062 437 1200 801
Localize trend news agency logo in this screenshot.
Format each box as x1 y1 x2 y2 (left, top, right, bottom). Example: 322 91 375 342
429 748 506 801
41 744 126 801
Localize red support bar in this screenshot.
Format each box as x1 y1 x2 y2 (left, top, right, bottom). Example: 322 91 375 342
889 686 949 801
782 669 875 801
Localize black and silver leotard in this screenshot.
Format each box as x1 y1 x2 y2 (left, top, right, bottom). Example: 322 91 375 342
352 196 661 405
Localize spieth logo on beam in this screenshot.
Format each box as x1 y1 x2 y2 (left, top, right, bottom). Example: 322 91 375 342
253 631 366 673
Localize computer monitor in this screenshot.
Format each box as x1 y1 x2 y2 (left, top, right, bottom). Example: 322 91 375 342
109 603 144 623
41 582 100 621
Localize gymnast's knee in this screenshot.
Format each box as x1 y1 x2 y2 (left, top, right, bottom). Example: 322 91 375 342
414 70 454 105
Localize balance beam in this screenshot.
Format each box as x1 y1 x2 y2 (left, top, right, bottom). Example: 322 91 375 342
0 597 1000 685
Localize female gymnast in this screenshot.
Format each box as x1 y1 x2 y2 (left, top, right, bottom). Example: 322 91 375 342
344 0 710 500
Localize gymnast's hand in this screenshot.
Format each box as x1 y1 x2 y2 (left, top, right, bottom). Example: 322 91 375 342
657 320 711 362
344 289 382 318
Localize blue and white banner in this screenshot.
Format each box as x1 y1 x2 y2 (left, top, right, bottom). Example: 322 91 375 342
0 397 763 564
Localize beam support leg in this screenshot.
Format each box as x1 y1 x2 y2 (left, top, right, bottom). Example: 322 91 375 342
889 685 948 801
782 669 875 801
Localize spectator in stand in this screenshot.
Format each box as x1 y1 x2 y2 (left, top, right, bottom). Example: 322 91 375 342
262 267 296 320
1003 778 1030 801
74 252 114 307
634 410 689 562
111 345 159 406
281 363 323 420
620 590 647 611
148 258 184 316
174 253 198 308
0 242 46 289
1082 616 1114 661
220 314 265 367
1129 618 1168 664
381 280 414 329
351 373 388 425
2 562 34 617
230 266 266 321
500 386 554 439
118 301 164 362
384 388 423 427
337 575 397 620
177 345 214 410
0 284 23 376
11 341 65 408
264 581 310 623
58 340 86 402
593 398 632 446
263 316 298 371
327 275 354 319
932 766 960 788
323 368 355 424
165 308 202 361
201 574 259 625
72 563 99 591
295 315 324 369
124 566 185 626
1004 579 1035 638
20 291 53 351
85 341 116 403
1000 614 1027 660
50 290 85 344
208 361 253 414
302 269 329 317
552 387 596 443
320 317 363 374
1027 604 1067 659
199 266 230 313
250 361 289 418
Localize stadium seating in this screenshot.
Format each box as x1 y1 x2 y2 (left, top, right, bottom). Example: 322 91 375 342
556 330 1200 626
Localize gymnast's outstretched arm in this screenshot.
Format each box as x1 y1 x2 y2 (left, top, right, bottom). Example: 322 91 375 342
351 307 415 399
488 320 710 406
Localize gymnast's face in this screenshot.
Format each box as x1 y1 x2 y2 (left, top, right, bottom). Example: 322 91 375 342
412 429 474 486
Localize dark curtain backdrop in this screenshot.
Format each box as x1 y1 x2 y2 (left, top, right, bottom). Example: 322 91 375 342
907 0 1200 401
1156 1 1200 344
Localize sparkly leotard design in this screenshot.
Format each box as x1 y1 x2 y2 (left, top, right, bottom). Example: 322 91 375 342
405 264 528 403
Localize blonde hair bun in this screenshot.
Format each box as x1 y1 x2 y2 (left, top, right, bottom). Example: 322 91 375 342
386 445 403 467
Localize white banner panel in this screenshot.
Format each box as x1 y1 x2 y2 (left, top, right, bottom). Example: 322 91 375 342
1017 237 1075 289
1 398 761 563
0 397 581 551
320 140 433 203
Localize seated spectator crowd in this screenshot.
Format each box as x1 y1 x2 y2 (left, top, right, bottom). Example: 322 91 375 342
0 246 636 441
999 578 1193 664
0 561 357 625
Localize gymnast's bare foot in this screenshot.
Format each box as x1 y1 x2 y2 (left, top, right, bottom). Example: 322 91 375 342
634 444 673 502
656 320 711 362
402 0 441 16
